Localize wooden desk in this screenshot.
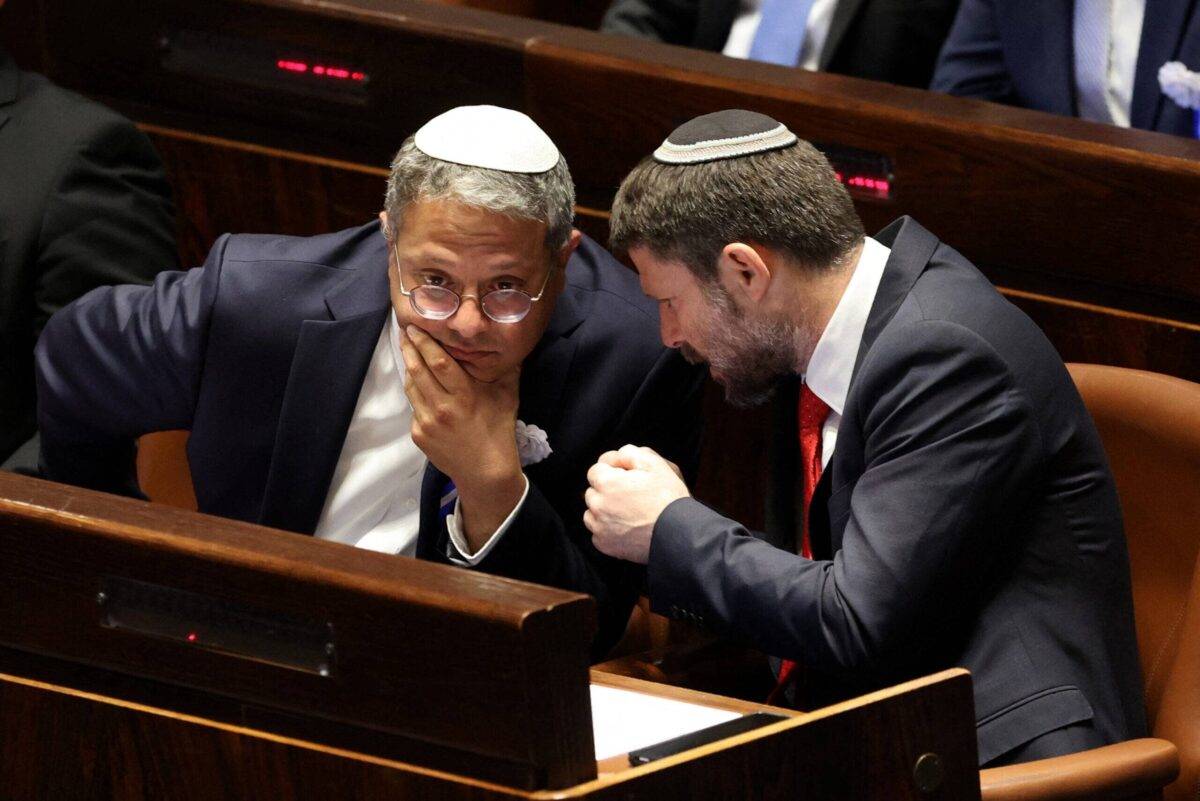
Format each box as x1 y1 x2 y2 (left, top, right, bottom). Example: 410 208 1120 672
0 470 980 799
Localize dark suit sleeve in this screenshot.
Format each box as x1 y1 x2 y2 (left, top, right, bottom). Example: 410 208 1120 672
34 115 177 337
600 0 702 46
647 319 1042 672
473 349 706 660
929 0 1016 101
35 237 226 495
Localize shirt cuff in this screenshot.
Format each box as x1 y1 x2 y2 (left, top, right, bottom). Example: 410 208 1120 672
445 473 530 566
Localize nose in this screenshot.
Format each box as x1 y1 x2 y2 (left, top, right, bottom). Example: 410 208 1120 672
448 294 488 340
659 308 683 349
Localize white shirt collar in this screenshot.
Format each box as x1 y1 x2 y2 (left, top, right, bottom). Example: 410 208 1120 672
804 236 891 416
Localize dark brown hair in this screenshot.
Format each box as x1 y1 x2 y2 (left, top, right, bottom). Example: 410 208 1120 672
610 139 864 282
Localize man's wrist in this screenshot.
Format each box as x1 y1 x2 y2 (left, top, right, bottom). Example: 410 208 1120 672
452 452 524 499
456 468 525 505
455 465 526 551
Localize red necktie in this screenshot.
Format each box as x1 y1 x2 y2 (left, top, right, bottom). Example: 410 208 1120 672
769 383 830 705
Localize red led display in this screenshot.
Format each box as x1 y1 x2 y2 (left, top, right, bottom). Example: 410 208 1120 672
833 171 891 199
276 59 367 82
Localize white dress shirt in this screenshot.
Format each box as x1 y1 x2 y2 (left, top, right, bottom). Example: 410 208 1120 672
1103 0 1147 127
314 310 526 563
803 236 891 468
722 0 840 70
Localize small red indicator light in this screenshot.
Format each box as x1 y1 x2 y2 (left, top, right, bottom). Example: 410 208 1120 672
835 171 890 198
186 632 198 643
277 58 368 83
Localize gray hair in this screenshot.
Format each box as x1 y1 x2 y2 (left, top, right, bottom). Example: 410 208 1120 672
609 139 864 283
382 136 575 252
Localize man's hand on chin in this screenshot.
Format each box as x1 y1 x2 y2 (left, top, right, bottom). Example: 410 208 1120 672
399 325 524 553
584 445 690 565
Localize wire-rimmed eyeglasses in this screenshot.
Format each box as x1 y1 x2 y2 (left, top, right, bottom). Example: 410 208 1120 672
392 241 552 324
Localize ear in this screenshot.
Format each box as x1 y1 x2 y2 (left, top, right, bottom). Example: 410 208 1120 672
378 211 391 242
717 242 772 304
557 229 583 270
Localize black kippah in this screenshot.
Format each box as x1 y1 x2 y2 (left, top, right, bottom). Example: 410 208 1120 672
653 109 798 164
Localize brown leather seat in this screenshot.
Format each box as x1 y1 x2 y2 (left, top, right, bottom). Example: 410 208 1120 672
137 431 196 510
979 363 1200 800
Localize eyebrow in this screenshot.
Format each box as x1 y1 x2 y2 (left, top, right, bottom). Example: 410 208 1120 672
409 261 532 283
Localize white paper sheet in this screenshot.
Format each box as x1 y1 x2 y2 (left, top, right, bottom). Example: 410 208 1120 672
590 683 743 761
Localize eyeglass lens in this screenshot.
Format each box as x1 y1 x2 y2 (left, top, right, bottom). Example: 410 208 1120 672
409 286 532 324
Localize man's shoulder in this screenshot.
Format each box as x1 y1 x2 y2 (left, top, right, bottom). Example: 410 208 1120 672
203 223 386 329
14 70 133 141
6 69 149 193
220 222 383 272
856 238 1073 415
564 234 659 330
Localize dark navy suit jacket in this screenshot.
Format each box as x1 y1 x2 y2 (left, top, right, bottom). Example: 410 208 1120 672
931 0 1200 136
648 218 1146 764
35 222 705 658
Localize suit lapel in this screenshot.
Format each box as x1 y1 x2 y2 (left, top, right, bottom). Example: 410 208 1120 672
818 0 867 70
850 217 938 385
415 462 448 561
516 280 587 439
259 256 390 535
1043 0 1077 116
1131 0 1199 130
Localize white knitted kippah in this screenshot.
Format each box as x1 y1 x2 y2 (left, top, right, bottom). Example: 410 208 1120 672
653 109 797 164
414 105 559 173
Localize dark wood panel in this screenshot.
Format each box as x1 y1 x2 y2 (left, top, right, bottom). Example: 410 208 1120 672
39 0 542 166
584 671 980 801
0 666 980 800
0 471 597 789
0 672 530 801
1005 291 1200 382
144 127 387 268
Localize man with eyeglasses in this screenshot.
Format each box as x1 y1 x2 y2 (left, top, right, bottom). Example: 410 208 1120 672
34 106 705 658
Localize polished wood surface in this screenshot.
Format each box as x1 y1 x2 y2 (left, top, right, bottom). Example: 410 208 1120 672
0 665 980 800
0 470 596 789
434 0 611 29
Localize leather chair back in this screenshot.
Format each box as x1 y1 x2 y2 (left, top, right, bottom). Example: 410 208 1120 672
1068 363 1200 800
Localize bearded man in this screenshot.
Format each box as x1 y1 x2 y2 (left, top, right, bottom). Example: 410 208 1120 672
583 109 1145 764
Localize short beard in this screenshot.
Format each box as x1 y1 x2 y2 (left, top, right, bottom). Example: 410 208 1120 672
698 285 806 408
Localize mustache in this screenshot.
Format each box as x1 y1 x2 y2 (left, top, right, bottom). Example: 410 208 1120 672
436 333 497 351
